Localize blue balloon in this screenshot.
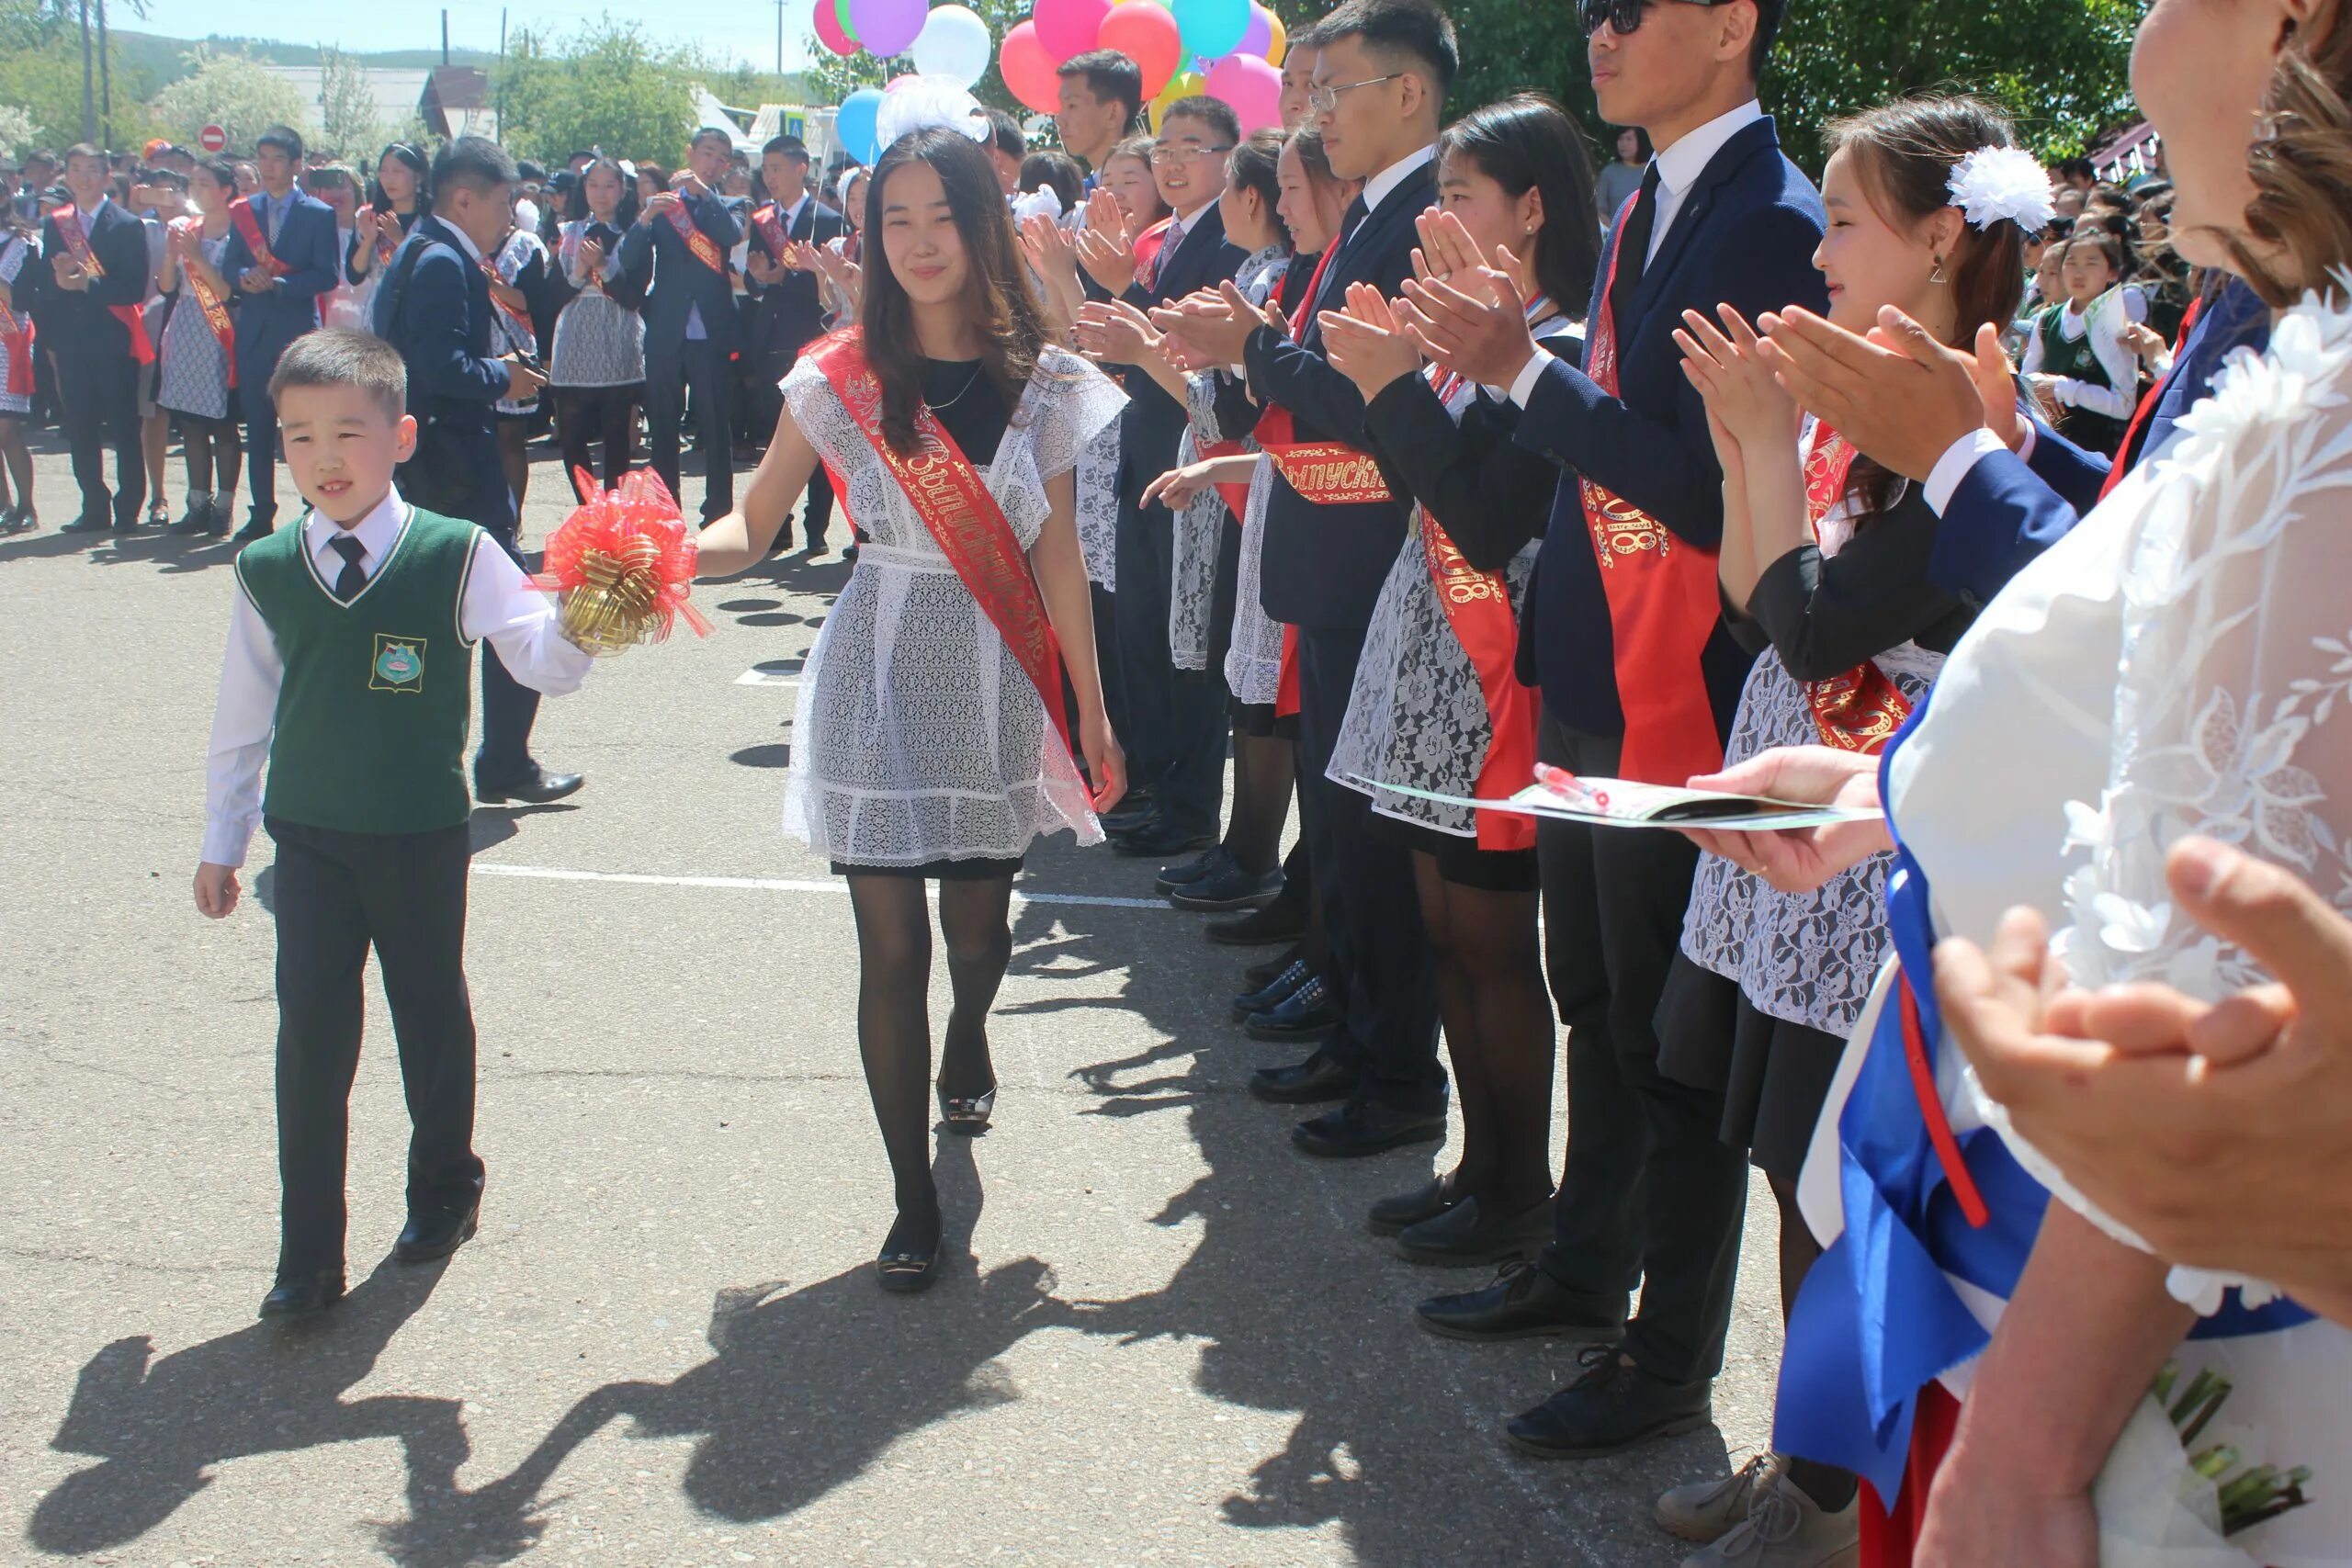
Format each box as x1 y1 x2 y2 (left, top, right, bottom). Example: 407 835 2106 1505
1171 0 1249 60
837 86 887 166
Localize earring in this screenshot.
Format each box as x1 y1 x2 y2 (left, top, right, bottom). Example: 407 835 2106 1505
1929 254 1948 285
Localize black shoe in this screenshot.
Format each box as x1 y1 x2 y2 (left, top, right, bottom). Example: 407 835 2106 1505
1170 862 1285 912
113 513 146 533
1243 944 1306 989
165 494 216 535
1155 845 1229 894
1368 1175 1462 1236
1205 899 1306 947
1244 976 1339 1043
1097 791 1158 834
1397 1193 1556 1266
260 1268 347 1318
1113 821 1217 858
393 1200 481 1264
1232 959 1311 1020
938 1080 997 1134
1292 1099 1446 1158
232 520 275 544
1248 1051 1359 1106
476 764 586 806
1415 1259 1626 1344
1505 1344 1713 1459
61 513 109 534
876 1207 944 1294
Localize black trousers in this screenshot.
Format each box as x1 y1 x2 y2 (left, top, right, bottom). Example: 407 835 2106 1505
1532 711 1747 1386
238 354 285 524
472 522 540 786
1114 468 1228 838
1295 622 1445 1111
56 345 141 525
746 370 833 544
645 337 735 522
556 383 639 495
267 818 484 1273
1091 581 1130 760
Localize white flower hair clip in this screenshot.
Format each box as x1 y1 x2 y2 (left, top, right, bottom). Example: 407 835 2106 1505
1947 145 2057 232
875 76 994 154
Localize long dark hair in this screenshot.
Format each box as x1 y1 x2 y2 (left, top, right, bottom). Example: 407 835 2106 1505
1822 95 2030 515
1437 94 1599 321
564 156 639 229
368 141 429 213
1227 127 1289 251
860 128 1051 456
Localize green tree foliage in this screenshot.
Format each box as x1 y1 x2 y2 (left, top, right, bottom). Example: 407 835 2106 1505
314 44 388 161
0 0 164 150
496 19 703 166
148 44 309 152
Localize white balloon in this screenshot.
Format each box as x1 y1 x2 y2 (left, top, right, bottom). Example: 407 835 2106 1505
909 4 993 89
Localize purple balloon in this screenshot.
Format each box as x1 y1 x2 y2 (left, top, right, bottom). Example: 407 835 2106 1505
848 0 924 57
1238 5 1270 57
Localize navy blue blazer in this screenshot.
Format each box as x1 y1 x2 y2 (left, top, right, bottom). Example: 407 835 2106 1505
745 196 845 370
1242 157 1438 631
372 214 515 530
1514 115 1828 737
617 190 743 360
1116 199 1245 481
1928 278 2272 606
39 199 150 357
221 186 339 369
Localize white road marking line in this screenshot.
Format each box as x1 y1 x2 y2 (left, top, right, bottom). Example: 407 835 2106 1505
735 670 802 687
477 863 1174 910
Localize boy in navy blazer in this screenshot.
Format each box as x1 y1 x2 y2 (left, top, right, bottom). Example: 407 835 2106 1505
742 134 844 550
222 124 340 541
620 128 745 522
44 143 153 533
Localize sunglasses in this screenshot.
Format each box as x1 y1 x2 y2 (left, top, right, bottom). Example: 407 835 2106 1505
1579 0 1724 37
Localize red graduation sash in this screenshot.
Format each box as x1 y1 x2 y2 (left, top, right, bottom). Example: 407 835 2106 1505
1255 242 1395 505
1422 509 1537 849
807 331 1077 761
53 207 154 365
479 256 537 347
173 218 237 389
1276 624 1301 717
0 297 29 396
1799 427 1911 752
373 215 401 268
665 194 729 276
227 197 289 277
1200 438 1251 525
1577 195 1723 785
752 202 790 263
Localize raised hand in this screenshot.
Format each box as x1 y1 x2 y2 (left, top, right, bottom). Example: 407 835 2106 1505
1149 279 1271 367
1411 208 1503 306
1073 298 1162 365
1074 208 1138 295
1395 263 1535 389
1755 305 2022 480
1674 303 1798 450
1318 279 1423 400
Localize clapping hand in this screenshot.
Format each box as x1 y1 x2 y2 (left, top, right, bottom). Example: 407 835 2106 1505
1409 207 1508 306
642 189 683 220
1074 189 1138 294
1318 280 1423 400
1675 304 1799 450
1150 280 1280 368
810 242 863 312
1021 212 1080 286
1073 298 1162 366
1754 306 2024 479
354 206 379 244
1394 220 1540 389
576 237 605 278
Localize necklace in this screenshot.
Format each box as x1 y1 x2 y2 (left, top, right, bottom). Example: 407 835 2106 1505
927 361 985 412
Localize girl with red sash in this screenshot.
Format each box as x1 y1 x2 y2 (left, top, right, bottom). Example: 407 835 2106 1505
695 125 1127 1296
1652 98 2037 1558
154 157 245 537
1317 96 1597 1263
345 142 428 333
0 214 35 531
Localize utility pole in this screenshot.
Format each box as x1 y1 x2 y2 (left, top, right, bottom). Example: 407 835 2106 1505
96 0 112 149
441 8 450 66
775 0 785 77
497 7 507 135
78 0 94 144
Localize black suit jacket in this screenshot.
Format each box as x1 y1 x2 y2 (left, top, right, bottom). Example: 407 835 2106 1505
1242 156 1438 631
746 196 844 375
1114 201 1245 481
617 190 744 360
40 201 151 359
373 214 515 530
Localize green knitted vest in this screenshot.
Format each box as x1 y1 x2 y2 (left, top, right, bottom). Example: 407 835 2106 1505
235 507 481 835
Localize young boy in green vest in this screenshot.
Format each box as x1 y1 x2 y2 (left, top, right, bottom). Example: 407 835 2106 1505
193 328 594 1320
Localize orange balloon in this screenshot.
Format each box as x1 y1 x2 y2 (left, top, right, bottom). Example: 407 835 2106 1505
1262 9 1285 64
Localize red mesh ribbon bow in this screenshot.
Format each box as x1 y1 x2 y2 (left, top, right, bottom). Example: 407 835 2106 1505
531 468 713 655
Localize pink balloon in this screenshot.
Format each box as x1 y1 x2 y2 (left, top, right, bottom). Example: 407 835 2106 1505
885 72 920 92
813 0 857 56
848 0 924 57
1204 52 1280 132
1238 3 1271 57
1035 0 1112 62
1001 19 1065 114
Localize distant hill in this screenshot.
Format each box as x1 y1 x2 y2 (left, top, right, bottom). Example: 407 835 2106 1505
111 29 500 90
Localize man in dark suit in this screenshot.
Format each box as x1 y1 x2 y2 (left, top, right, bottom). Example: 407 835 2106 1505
1401 0 1828 1465
620 127 745 523
221 124 341 543
45 143 154 534
1159 0 1454 1156
742 135 843 551
372 137 581 808
1080 95 1248 859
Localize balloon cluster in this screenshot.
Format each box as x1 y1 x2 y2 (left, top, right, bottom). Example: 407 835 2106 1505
817 0 993 84
1001 0 1285 132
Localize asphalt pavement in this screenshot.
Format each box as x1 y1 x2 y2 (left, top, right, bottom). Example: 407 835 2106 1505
0 424 1789 1566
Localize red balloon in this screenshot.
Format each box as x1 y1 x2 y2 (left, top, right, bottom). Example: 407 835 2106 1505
1098 1 1182 98
1035 0 1112 62
813 0 857 56
1001 19 1065 114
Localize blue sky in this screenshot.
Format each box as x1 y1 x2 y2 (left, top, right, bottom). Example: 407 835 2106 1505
132 0 820 75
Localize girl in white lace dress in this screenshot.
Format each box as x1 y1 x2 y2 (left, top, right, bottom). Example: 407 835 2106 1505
696 126 1125 1296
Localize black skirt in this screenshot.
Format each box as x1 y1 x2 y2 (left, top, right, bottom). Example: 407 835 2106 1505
1363 808 1539 893
1231 699 1299 740
831 855 1024 881
1655 951 1848 1183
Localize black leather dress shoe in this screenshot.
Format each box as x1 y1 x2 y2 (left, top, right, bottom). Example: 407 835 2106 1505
1170 862 1284 912
393 1201 481 1264
1396 1193 1556 1266
1097 791 1158 834
476 765 586 806
1505 1344 1713 1459
112 513 146 533
232 519 275 544
1113 821 1217 858
1155 846 1227 893
1292 1099 1447 1157
1248 1052 1359 1105
1232 959 1311 1020
60 513 109 534
1368 1175 1460 1236
1205 899 1306 946
1244 976 1339 1042
1415 1259 1627 1343
1243 944 1306 989
260 1268 346 1318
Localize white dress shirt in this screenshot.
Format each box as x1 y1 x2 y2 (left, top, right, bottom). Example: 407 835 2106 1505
1920 422 2042 517
1508 97 1767 407
1355 143 1437 234
201 491 594 867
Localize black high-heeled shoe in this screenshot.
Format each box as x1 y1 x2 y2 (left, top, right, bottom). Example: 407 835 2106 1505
938 1082 997 1134
876 1212 944 1294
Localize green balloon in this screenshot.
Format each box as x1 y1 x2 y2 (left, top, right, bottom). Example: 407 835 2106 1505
836 0 858 41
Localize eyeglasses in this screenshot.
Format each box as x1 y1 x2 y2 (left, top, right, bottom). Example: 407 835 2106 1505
1148 142 1235 166
1306 74 1403 115
1579 0 1724 38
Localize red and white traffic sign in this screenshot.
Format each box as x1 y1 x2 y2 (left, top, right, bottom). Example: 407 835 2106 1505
198 123 228 153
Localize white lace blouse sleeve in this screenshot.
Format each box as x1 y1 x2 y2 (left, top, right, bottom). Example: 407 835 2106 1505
1185 370 1227 445
1978 298 2352 1313
781 355 858 481
1029 349 1128 486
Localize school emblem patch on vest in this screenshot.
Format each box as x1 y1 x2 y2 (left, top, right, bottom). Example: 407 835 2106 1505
371 635 425 692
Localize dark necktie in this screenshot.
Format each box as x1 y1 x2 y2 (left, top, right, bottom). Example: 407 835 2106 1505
1339 195 1370 250
330 535 368 602
1609 164 1662 328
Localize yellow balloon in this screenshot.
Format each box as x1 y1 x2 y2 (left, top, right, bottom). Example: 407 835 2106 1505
1149 69 1204 132
1263 10 1286 65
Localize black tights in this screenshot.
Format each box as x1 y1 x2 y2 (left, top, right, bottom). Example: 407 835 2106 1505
559 385 639 500
176 412 241 498
1221 730 1294 878
1410 853 1555 1213
846 873 1015 1249
1769 1170 1860 1510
